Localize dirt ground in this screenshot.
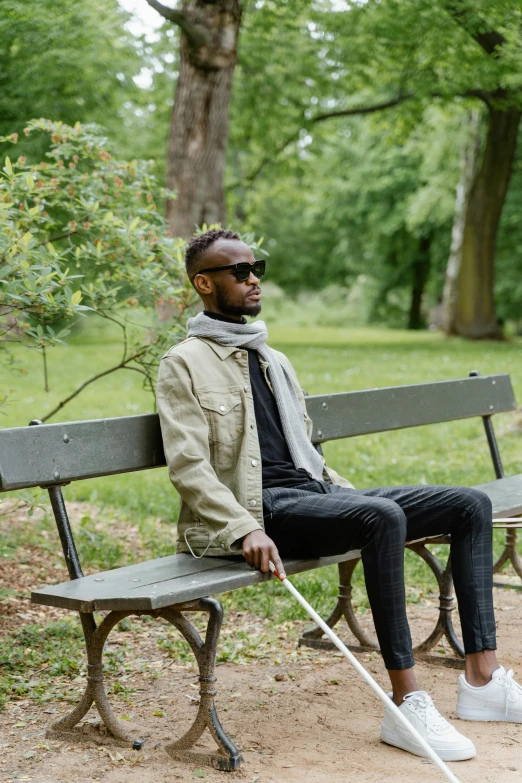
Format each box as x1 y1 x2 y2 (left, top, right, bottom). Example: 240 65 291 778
2 502 522 782
2 614 522 783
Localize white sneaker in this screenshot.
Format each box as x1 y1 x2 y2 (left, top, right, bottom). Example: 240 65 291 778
457 665 522 722
380 691 476 761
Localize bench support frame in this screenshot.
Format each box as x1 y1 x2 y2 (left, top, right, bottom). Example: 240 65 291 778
299 539 465 669
494 525 522 581
47 598 242 771
39 466 241 771
467 372 522 581
479 414 522 581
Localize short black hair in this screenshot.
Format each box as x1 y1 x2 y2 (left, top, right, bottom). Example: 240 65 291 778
185 228 240 280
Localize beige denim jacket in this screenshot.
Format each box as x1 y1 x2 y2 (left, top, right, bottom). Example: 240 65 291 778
156 336 353 557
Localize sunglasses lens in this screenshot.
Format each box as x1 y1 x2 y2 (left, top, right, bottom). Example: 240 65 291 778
234 264 252 282
233 260 266 282
253 260 266 279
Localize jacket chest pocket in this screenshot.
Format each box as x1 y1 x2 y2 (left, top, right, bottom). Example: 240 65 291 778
198 391 244 444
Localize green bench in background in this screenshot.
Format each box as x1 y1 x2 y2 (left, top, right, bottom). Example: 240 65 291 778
0 370 521 771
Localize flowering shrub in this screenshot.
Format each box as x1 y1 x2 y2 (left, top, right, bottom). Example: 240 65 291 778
1 119 266 418
0 119 195 415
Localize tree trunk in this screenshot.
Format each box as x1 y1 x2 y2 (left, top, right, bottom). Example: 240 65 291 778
454 106 521 338
165 1 242 239
408 234 432 330
440 109 481 334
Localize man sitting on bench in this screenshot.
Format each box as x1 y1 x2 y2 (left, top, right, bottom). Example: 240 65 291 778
156 228 522 762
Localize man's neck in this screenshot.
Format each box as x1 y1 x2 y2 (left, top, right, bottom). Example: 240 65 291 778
204 310 247 325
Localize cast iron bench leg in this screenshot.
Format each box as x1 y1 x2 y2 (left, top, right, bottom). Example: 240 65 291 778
300 559 378 652
299 541 465 669
46 598 242 770
47 609 143 747
494 527 522 581
407 543 464 667
159 597 242 771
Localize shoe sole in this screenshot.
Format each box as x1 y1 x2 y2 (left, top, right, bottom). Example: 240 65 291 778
380 725 476 761
457 704 522 723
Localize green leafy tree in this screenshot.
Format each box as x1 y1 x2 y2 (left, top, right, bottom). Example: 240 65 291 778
229 0 522 337
0 119 194 419
0 1 143 147
143 0 315 238
495 144 522 331
144 0 243 237
232 99 463 329
324 0 522 338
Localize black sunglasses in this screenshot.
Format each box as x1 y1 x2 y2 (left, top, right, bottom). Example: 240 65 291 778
195 259 266 283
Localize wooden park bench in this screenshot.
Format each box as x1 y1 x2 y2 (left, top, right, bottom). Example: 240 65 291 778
1 370 522 771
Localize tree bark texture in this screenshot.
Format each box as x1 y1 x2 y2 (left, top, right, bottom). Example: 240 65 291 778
165 1 242 239
408 234 432 330
455 106 521 338
441 109 482 335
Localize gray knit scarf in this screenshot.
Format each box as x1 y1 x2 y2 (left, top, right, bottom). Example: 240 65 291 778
187 311 325 481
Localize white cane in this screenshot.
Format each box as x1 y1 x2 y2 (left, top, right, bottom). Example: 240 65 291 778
269 562 461 783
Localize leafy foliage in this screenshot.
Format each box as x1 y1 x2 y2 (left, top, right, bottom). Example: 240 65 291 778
3 1 522 330
0 118 194 413
227 0 522 328
0 0 143 145
0 118 268 417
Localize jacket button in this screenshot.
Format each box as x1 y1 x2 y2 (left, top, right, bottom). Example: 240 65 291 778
235 351 242 358
244 385 249 392
250 423 255 429
220 405 226 412
220 543 226 549
251 459 258 467
249 499 257 507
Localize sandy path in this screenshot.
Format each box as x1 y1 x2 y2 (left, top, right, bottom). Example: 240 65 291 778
1 584 522 783
2 500 522 782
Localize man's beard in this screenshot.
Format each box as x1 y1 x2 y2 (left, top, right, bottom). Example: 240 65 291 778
215 283 262 318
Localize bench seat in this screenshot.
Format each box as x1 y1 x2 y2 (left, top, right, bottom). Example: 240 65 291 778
32 473 522 613
32 551 361 612
475 474 522 519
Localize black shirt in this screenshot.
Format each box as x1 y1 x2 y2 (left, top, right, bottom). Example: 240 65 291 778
203 311 309 488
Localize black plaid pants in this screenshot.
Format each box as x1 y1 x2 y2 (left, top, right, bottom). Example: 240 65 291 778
263 481 496 670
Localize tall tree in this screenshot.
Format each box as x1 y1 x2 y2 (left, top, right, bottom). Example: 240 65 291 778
0 0 141 144
230 0 522 337
440 108 482 334
325 1 522 337
442 2 522 338
145 0 242 237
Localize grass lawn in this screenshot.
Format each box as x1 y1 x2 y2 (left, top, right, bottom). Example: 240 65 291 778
2 320 521 515
1 320 522 658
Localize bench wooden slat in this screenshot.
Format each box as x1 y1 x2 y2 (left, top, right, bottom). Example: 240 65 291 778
1 375 515 491
307 374 516 442
0 414 165 491
475 474 522 519
31 472 522 613
70 550 234 588
31 551 361 612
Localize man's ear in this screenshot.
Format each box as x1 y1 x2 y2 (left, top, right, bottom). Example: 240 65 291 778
193 274 212 297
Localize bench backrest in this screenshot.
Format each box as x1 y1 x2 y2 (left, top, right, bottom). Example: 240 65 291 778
0 374 516 492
